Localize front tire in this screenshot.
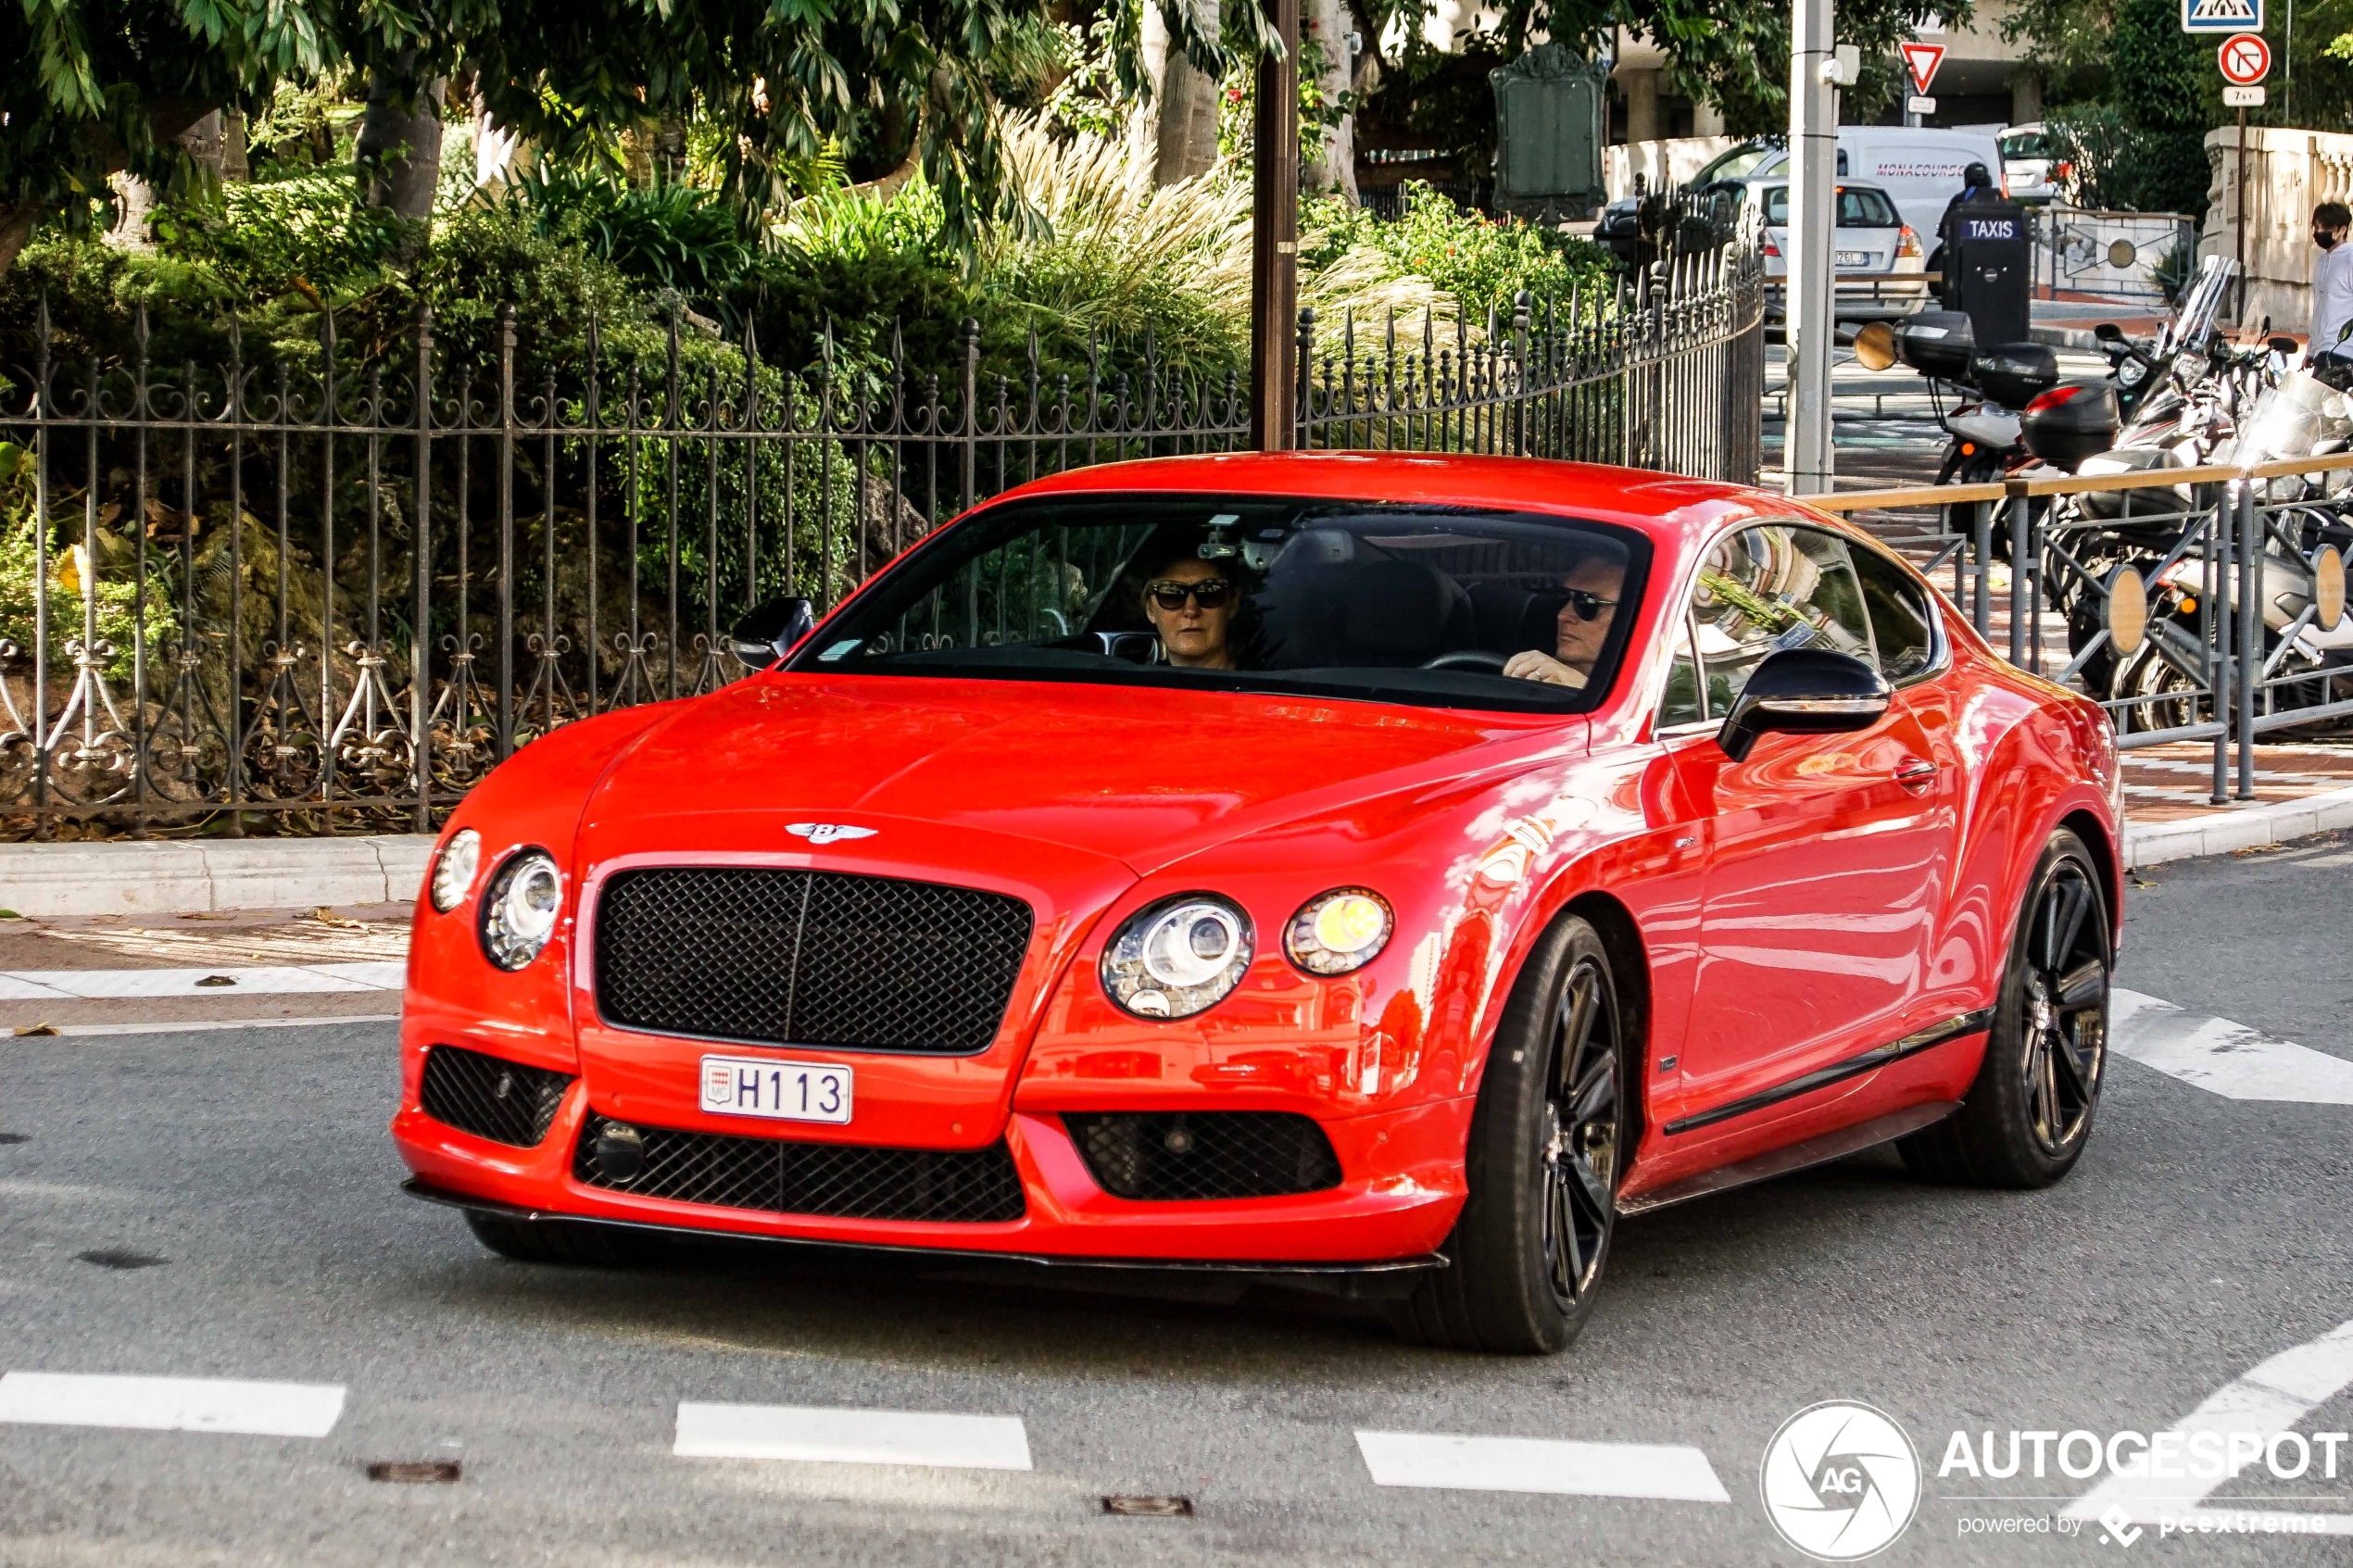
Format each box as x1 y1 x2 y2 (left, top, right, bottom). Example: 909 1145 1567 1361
1900 829 2110 1187
1391 916 1627 1353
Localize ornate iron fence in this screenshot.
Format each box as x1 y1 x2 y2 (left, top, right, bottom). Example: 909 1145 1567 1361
0 242 1763 837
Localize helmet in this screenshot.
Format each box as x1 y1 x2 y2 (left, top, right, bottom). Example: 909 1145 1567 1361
1965 161 1992 188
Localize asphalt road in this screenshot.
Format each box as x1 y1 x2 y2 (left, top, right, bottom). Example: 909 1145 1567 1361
3 841 2350 1566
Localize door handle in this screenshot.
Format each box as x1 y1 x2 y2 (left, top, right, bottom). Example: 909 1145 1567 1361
1894 757 1938 789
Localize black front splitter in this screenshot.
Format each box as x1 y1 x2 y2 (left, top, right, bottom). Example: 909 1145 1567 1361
401 1177 1444 1297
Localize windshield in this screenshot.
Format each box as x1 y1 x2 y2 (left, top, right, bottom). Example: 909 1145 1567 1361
1998 130 2052 159
789 495 1651 713
1760 187 1899 228
1693 144 1775 185
2233 370 2353 467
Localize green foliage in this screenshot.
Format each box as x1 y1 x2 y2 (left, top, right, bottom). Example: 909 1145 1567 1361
495 168 760 306
1304 184 1617 322
2014 0 2219 216
152 167 407 295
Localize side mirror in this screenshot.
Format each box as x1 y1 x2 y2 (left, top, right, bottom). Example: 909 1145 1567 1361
2093 322 2125 345
2269 335 2301 358
728 597 817 671
1718 649 1893 762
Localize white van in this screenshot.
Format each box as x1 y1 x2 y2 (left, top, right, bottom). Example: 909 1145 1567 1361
1697 126 2005 267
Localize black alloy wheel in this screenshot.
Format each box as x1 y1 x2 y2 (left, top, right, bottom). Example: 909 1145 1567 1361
2019 853 2108 1156
1543 957 1620 1307
1900 829 2111 1187
1390 914 1627 1354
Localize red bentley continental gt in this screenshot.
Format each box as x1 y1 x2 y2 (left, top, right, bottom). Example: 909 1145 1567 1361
394 452 2122 1354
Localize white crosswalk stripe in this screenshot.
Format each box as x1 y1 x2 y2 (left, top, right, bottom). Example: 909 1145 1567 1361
1354 1430 1730 1501
674 1403 1033 1470
0 962 405 1000
2112 989 2353 1105
0 1373 346 1437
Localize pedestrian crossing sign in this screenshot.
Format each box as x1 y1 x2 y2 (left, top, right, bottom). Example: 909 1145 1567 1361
2183 0 2261 31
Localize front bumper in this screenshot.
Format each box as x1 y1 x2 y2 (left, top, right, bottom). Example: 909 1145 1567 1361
391 1065 1472 1269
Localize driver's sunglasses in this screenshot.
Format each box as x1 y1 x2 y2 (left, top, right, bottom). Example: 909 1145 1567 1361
1560 588 1618 622
1146 578 1236 611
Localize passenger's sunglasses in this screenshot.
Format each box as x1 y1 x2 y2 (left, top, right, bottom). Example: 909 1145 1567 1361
1558 588 1618 622
1145 578 1236 611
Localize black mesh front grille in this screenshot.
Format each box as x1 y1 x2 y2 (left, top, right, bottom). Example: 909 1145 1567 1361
573 1115 1026 1223
1064 1112 1343 1200
594 868 1034 1053
420 1046 573 1148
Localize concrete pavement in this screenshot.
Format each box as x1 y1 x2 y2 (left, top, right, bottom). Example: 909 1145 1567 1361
0 839 2348 1565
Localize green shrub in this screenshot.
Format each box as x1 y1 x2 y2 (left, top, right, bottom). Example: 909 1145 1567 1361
1304 183 1619 324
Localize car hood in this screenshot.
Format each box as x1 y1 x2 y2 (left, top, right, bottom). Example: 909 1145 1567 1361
575 671 1577 880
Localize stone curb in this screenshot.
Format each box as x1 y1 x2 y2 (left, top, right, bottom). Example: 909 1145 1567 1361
2121 784 2353 871
0 792 2345 916
0 834 434 918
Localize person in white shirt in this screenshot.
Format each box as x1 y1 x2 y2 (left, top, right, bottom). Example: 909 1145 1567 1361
2309 202 2353 384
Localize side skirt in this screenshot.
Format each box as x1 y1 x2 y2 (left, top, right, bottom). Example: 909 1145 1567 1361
1617 1100 1960 1216
1662 1010 1994 1136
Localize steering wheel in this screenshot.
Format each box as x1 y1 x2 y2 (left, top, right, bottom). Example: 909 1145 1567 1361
1421 649 1510 672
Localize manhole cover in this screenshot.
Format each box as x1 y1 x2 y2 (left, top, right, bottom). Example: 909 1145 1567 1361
367 1461 462 1484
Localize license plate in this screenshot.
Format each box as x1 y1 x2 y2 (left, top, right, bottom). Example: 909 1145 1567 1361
1836 250 1871 267
698 1055 852 1124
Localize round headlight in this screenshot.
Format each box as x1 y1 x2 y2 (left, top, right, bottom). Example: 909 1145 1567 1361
1101 896 1253 1019
480 849 563 971
430 828 481 913
1286 888 1393 975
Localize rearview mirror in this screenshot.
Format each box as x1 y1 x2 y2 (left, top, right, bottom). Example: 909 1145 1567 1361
2093 322 2125 345
1851 322 1897 371
1718 649 1893 762
728 597 817 671
2269 335 2301 358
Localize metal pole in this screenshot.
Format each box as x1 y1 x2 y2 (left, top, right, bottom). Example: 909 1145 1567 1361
1781 0 1836 495
2233 105 2251 326
2237 481 2259 798
1250 0 1302 452
2008 490 2030 665
2211 488 2232 804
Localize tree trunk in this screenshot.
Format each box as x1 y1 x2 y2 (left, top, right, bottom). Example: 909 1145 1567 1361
0 203 39 278
1302 0 1359 201
358 60 448 229
1136 0 1223 185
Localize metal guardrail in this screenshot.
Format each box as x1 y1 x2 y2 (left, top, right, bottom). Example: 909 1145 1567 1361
1810 455 2353 803
0 245 1765 837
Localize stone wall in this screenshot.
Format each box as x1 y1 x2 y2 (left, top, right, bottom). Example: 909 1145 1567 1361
2199 125 2353 335
1604 135 1742 203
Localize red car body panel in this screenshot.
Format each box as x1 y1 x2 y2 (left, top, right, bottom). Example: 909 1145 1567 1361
392 452 2122 1263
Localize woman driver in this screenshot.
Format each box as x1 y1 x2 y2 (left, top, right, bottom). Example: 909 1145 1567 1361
1503 555 1623 688
1140 553 1243 670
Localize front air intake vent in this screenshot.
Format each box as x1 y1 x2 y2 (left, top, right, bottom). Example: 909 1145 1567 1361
1064 1111 1343 1200
421 1046 573 1148
572 1115 1026 1223
593 868 1034 1054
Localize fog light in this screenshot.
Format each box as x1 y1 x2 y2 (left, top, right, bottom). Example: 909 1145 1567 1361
595 1123 645 1183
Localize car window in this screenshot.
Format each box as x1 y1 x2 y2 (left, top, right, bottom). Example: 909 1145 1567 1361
1763 186 1789 225
1693 143 1775 184
1850 545 1939 682
1999 131 2052 159
794 495 1652 715
1838 188 1900 227
1690 525 1872 715
1658 608 1705 727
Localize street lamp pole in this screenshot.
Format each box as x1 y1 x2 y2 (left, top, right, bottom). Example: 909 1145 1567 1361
1783 0 1839 495
1251 0 1302 451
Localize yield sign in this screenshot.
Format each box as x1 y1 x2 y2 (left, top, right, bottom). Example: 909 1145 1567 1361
2218 31 2271 83
1900 42 1946 95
